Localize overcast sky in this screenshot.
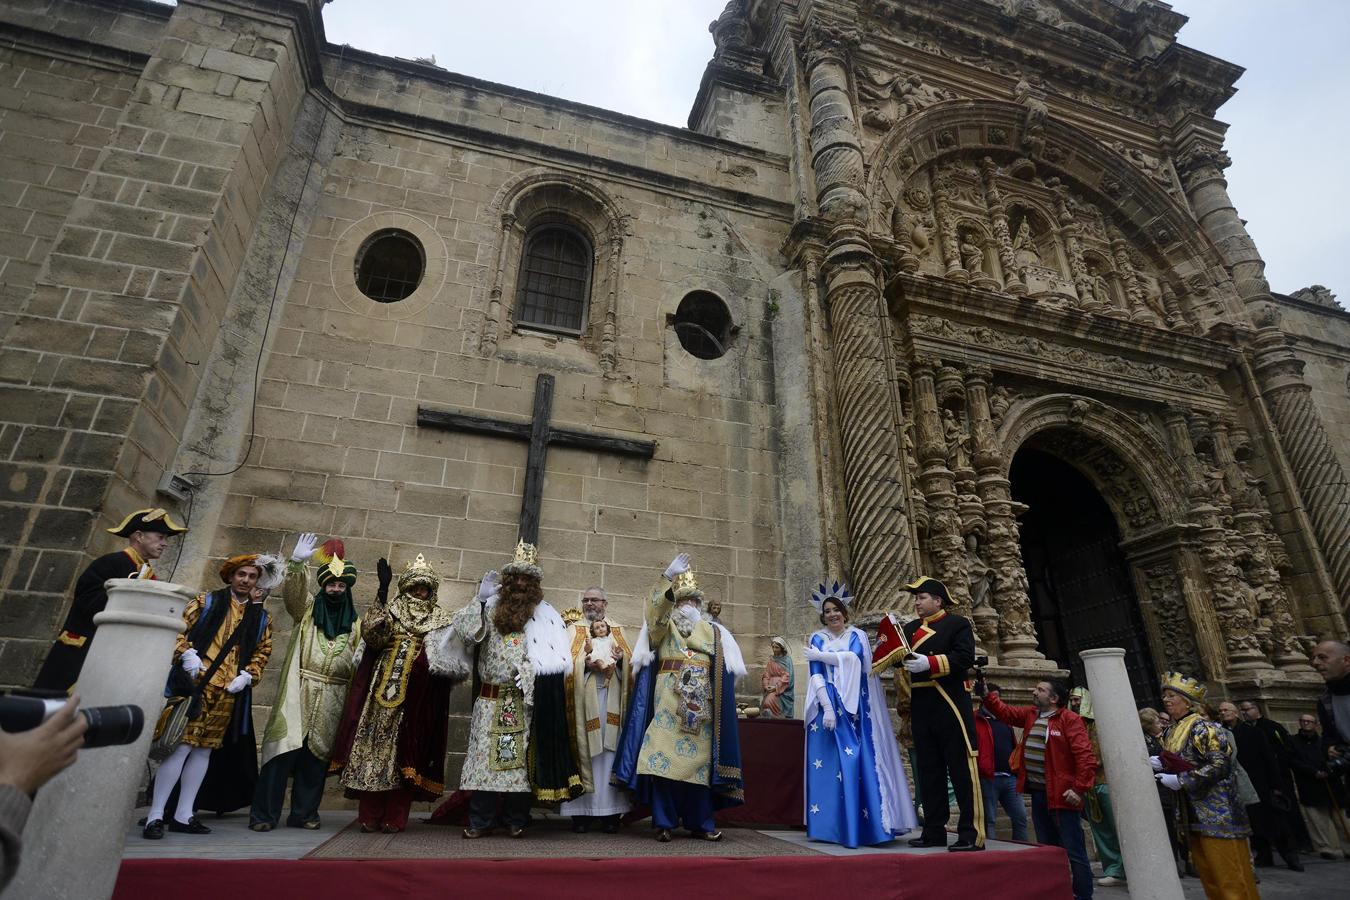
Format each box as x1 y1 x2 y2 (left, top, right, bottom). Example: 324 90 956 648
320 0 1349 299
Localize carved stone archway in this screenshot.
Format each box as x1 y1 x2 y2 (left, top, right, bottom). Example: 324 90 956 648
995 393 1223 684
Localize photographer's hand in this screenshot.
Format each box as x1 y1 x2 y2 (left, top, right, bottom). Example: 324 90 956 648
0 696 87 797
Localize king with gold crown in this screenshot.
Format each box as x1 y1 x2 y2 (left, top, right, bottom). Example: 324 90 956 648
443 539 581 838
330 550 468 833
612 551 746 842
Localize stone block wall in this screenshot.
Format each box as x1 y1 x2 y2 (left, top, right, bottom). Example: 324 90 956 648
0 0 321 686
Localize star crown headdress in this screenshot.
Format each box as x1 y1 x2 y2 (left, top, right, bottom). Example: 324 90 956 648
501 539 542 579
672 567 702 600
1161 671 1206 704
810 580 853 613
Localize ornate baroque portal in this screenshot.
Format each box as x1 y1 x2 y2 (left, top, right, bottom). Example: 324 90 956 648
768 0 1345 715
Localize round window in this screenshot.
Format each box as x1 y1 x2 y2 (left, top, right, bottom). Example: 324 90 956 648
354 229 425 302
673 291 733 360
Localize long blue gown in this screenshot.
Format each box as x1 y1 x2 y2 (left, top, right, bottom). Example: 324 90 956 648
804 626 917 847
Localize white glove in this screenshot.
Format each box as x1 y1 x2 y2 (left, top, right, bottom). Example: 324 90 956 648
225 672 252 694
291 532 319 562
1156 773 1181 792
180 648 203 676
821 705 837 731
663 552 691 580
803 646 828 663
1148 755 1164 773
476 570 500 603
903 655 931 674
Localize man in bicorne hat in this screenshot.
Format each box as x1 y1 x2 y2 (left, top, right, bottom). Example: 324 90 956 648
144 552 276 839
34 508 187 692
331 552 462 834
249 533 362 832
896 575 985 852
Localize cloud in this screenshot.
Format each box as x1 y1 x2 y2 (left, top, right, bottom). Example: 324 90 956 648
321 0 1349 296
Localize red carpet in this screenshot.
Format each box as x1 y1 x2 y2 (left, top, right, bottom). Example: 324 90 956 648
114 845 1070 899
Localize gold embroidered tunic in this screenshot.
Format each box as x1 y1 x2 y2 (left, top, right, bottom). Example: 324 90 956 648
339 594 450 793
260 561 361 765
452 600 536 793
636 577 718 787
173 592 272 749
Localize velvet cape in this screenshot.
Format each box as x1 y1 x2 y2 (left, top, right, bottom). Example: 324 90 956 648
329 644 454 800
611 628 743 810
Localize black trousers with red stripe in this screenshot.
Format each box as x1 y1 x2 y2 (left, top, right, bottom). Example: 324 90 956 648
912 687 984 846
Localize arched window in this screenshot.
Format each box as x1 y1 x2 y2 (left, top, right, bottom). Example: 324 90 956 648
515 225 593 335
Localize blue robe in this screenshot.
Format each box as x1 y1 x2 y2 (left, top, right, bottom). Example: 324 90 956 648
804 627 917 847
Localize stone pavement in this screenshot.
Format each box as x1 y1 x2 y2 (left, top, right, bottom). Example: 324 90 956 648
1092 856 1349 899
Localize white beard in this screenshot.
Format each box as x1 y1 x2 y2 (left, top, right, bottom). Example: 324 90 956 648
673 604 701 637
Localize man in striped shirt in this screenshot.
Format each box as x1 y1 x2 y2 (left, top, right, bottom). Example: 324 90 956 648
981 679 1097 900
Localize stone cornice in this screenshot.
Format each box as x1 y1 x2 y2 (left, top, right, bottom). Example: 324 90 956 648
891 273 1234 408
0 20 149 73
323 45 790 171
688 60 783 131
334 98 795 221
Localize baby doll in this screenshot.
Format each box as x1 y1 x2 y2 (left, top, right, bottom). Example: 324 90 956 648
587 619 617 675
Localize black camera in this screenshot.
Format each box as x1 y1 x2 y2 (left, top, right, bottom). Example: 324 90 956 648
1328 746 1350 775
0 692 144 748
971 655 990 695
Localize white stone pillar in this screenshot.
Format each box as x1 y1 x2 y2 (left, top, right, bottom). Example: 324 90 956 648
1079 648 1184 900
12 578 192 900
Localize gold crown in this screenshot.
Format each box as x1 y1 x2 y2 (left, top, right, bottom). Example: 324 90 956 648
562 607 583 625
673 568 702 600
1161 671 1206 704
502 539 542 578
397 553 440 593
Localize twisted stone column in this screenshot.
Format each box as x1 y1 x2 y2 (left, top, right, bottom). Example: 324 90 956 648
822 257 912 613
1176 142 1267 301
965 368 1043 662
801 22 912 612
1251 324 1350 607
979 157 1025 295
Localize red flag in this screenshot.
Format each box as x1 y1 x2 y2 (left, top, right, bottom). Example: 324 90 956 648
873 613 912 674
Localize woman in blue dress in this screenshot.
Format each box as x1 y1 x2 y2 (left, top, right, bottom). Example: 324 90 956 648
803 581 918 847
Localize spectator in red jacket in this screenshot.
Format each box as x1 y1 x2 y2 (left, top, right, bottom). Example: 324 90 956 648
973 687 1028 841
981 680 1098 900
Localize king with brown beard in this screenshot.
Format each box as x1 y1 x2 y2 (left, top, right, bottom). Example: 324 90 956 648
446 539 579 837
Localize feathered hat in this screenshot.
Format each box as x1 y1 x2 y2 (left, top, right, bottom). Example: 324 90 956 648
313 539 358 587
252 553 286 592
810 580 852 613
501 539 542 580
108 508 187 537
1161 671 1206 705
397 553 440 595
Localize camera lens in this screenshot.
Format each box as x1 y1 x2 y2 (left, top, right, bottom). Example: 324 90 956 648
79 705 144 748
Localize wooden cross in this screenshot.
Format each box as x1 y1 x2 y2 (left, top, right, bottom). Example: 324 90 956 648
416 373 657 545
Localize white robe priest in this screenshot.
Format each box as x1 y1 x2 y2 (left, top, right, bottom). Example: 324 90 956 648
560 610 632 829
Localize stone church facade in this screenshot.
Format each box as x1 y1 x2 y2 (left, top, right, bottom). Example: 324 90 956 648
1 0 1347 725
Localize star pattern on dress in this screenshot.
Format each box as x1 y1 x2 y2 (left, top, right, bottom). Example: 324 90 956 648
836 771 843 781
810 804 821 815
862 808 869 819
809 722 818 732
844 746 854 756
813 758 823 769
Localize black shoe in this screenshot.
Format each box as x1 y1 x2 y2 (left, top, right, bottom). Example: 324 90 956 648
142 819 165 840
657 829 673 843
601 819 619 834
508 825 525 838
462 827 488 839
571 816 590 834
949 840 984 852
909 835 947 848
167 817 211 835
